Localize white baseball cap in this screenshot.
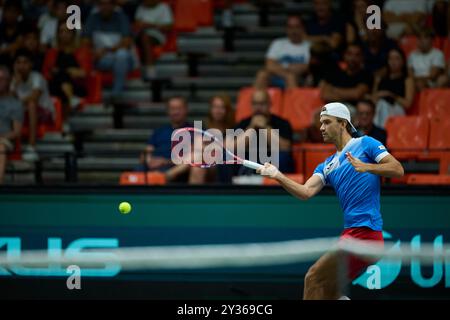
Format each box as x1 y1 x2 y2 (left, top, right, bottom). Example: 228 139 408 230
320 102 357 133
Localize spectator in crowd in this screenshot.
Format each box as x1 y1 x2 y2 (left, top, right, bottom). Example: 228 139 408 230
38 0 69 48
22 0 49 25
305 0 345 51
116 0 139 23
22 28 45 72
305 40 340 87
254 15 311 89
82 0 137 102
0 1 26 67
232 89 294 174
0 65 23 184
346 0 370 45
189 94 236 185
408 29 448 90
10 49 54 161
355 100 387 145
361 25 399 76
135 0 173 80
372 47 415 128
383 0 428 39
319 43 372 111
139 96 193 183
429 0 448 38
42 21 88 127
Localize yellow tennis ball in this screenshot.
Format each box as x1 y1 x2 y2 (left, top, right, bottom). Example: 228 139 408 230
119 202 131 214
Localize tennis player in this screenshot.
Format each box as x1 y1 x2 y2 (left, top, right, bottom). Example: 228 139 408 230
257 102 404 300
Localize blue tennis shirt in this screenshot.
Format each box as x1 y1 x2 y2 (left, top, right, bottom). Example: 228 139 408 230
313 136 390 231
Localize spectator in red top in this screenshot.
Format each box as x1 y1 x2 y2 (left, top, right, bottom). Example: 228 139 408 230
43 21 88 125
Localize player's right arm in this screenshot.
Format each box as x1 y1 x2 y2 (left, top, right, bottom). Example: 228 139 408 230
257 163 324 200
277 174 324 200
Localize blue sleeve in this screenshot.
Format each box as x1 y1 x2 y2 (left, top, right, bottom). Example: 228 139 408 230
313 162 326 185
364 136 389 163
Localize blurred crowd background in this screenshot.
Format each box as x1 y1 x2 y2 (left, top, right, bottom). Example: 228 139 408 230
0 0 449 186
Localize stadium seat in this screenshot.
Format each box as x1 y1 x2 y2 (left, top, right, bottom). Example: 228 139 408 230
120 172 146 185
385 116 429 160
173 0 198 32
195 0 214 26
263 174 304 186
418 89 450 119
49 97 63 133
146 171 167 185
405 92 421 116
21 97 63 138
281 88 325 132
429 118 450 150
235 87 283 123
6 139 22 161
399 35 418 58
419 118 450 174
406 174 450 185
293 143 334 179
151 31 178 59
82 71 103 106
442 37 450 61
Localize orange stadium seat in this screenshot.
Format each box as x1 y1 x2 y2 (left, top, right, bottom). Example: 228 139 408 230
120 172 146 185
146 171 167 185
21 97 63 138
405 92 421 116
406 174 450 185
419 118 450 175
7 139 22 161
195 0 214 26
263 174 304 185
235 87 283 123
399 35 418 58
429 118 450 150
282 88 325 132
418 89 450 119
442 38 450 61
173 0 198 32
385 116 429 160
120 172 167 185
293 143 334 179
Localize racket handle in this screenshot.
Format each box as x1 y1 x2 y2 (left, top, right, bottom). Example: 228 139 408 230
243 160 264 170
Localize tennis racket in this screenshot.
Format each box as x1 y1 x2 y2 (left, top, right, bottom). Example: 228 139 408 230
171 127 264 170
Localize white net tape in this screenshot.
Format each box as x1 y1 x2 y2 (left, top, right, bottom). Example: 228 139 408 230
0 237 448 271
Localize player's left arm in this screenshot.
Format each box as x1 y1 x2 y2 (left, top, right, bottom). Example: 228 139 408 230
346 152 404 178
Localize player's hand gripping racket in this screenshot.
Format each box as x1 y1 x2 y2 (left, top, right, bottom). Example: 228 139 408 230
171 127 264 170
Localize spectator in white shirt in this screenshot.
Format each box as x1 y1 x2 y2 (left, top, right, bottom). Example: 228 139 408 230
10 49 54 161
408 28 448 90
37 0 69 48
135 0 173 80
254 15 311 89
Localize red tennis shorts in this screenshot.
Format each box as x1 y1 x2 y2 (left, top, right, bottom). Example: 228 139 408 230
339 227 384 280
